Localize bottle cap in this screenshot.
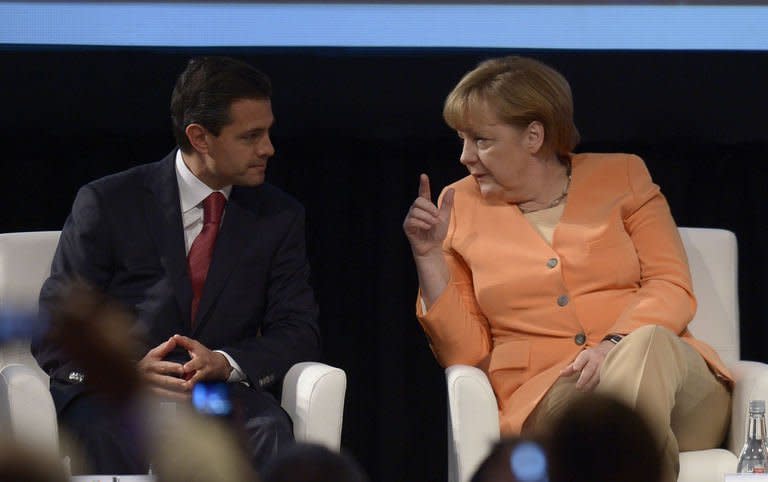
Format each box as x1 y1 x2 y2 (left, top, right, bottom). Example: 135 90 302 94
749 400 766 414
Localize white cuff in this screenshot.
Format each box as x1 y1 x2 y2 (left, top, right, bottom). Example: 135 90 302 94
213 350 245 383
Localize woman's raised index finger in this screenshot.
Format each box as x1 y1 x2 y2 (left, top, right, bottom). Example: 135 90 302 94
418 173 432 201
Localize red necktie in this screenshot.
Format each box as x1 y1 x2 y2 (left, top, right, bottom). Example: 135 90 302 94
188 192 226 324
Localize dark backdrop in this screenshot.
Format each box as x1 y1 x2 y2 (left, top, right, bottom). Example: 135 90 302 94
2 48 767 482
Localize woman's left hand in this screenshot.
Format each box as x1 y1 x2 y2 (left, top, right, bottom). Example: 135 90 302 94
559 341 616 391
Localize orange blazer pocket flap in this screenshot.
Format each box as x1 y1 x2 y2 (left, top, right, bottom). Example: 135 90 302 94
488 340 531 372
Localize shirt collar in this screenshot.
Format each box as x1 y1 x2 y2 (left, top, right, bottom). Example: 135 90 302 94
175 149 232 214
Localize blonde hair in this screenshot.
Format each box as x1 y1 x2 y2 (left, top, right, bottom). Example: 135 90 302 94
443 56 580 160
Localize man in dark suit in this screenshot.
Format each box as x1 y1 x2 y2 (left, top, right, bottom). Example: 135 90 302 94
32 56 321 475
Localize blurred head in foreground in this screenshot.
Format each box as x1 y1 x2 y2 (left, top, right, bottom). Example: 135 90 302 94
150 405 258 482
260 443 369 482
0 438 68 482
546 393 662 482
43 279 143 403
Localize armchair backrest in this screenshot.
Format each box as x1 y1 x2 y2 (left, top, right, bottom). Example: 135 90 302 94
0 231 61 308
0 231 60 372
678 227 740 366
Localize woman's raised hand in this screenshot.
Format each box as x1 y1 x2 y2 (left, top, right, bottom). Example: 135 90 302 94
403 174 455 257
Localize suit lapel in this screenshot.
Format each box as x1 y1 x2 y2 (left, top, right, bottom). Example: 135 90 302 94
144 151 193 326
193 186 259 333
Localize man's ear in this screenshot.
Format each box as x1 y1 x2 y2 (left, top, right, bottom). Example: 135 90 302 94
185 123 209 154
525 121 546 154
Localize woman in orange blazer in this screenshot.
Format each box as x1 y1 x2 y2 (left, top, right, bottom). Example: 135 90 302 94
403 56 731 482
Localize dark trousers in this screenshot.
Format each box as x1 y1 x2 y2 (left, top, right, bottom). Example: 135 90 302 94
56 382 294 475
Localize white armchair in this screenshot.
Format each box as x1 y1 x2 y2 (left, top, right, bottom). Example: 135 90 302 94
0 231 347 456
445 227 768 482
282 361 347 450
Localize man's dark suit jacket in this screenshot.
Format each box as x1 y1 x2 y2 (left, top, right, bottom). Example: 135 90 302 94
33 150 321 413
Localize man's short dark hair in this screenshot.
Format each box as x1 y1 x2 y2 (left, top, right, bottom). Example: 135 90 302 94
170 56 272 152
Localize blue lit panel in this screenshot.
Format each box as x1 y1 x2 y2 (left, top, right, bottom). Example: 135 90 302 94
1 3 766 50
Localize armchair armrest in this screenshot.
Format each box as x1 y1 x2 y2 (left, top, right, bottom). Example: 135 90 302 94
0 363 59 456
446 365 500 482
281 362 346 450
726 360 768 454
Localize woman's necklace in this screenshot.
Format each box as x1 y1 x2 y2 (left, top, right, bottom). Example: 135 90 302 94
518 166 572 214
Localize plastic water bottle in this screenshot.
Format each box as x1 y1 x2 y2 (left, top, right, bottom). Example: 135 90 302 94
737 400 768 473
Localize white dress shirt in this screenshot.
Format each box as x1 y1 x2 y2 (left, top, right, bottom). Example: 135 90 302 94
175 150 245 383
